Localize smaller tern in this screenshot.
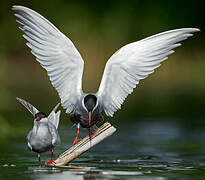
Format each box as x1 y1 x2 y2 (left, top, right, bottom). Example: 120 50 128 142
16 97 61 166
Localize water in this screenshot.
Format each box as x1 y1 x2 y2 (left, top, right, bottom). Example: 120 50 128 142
1 120 205 180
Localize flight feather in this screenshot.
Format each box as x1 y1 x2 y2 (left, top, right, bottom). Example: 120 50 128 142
13 5 84 114
97 28 200 117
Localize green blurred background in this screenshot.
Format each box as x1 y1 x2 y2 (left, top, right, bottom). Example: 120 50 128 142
0 0 204 139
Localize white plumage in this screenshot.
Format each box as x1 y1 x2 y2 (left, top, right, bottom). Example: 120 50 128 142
96 29 199 116
13 5 199 120
13 6 84 114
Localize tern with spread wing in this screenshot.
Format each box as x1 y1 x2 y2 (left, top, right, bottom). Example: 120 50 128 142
13 5 199 145
16 97 61 166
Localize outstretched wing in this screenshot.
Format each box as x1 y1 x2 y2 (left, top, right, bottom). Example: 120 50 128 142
12 5 84 113
16 97 39 116
97 28 199 117
48 103 61 129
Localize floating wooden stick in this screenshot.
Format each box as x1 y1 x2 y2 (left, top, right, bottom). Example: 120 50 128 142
48 122 116 167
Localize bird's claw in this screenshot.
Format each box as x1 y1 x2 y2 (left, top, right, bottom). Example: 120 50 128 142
45 159 56 164
72 137 81 145
89 132 96 137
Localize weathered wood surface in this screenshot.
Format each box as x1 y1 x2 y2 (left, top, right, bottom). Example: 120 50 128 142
47 122 116 167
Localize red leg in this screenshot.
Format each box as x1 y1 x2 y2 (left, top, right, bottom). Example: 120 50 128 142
38 154 41 167
72 125 81 145
45 150 56 164
88 128 96 137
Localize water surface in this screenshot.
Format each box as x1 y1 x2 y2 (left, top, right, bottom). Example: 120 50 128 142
1 119 205 180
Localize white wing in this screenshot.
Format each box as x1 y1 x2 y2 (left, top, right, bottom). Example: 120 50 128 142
97 28 199 117
55 111 61 129
47 112 61 145
48 103 61 129
16 97 39 116
12 5 84 113
48 120 61 146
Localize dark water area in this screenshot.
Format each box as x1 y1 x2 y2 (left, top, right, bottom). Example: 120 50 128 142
1 119 205 180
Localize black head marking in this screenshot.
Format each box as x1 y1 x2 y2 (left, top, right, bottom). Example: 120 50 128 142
84 94 97 112
35 112 47 120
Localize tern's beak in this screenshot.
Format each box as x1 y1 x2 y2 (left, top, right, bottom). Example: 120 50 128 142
35 117 40 121
88 112 91 126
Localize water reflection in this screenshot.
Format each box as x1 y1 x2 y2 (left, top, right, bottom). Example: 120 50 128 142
29 168 144 180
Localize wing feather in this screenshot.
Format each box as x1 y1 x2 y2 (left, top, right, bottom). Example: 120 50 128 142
16 97 39 116
97 28 199 117
12 5 84 113
48 103 61 129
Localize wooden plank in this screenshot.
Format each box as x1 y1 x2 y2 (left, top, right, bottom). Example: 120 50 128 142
46 122 116 167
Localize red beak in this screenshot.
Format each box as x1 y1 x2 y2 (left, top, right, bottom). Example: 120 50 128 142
88 112 91 126
35 117 40 121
